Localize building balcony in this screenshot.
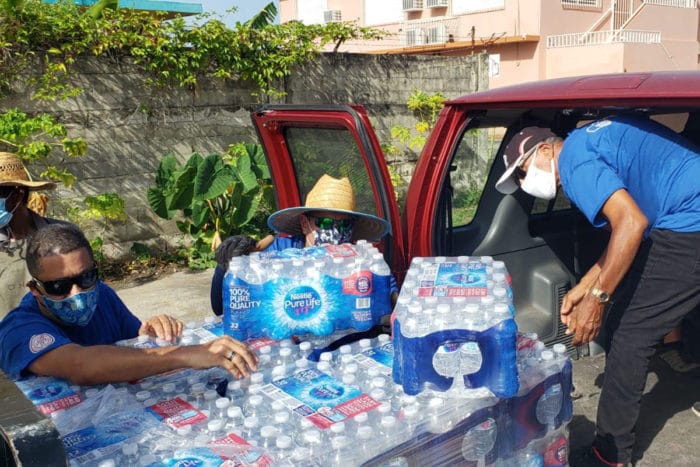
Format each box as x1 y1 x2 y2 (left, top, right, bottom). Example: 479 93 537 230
547 29 661 48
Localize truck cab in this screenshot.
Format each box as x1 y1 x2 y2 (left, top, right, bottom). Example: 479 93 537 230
252 71 700 357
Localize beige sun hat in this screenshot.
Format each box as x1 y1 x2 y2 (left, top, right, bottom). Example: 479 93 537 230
0 152 56 190
267 174 390 242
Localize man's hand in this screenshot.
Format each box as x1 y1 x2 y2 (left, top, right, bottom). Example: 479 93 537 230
182 336 259 379
560 282 589 326
139 314 183 342
564 293 606 345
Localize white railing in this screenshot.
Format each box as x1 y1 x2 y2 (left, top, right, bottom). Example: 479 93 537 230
427 0 449 7
643 0 697 7
547 29 661 48
403 17 458 46
561 0 602 9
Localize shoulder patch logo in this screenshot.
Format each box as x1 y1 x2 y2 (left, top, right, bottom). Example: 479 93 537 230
29 333 55 354
586 119 613 133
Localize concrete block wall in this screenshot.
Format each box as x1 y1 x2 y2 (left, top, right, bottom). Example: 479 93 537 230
1 53 488 254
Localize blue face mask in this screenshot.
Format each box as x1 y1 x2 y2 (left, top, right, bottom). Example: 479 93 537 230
43 286 100 326
0 197 14 229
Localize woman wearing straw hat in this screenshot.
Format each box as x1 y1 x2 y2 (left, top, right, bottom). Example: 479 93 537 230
0 152 70 318
210 174 393 317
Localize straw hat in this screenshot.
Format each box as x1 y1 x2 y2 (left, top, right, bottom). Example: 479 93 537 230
0 152 56 190
267 174 390 242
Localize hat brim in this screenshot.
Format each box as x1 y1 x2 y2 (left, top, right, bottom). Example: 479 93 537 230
495 144 540 195
0 180 56 191
268 207 390 242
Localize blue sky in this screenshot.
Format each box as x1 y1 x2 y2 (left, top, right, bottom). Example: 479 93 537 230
196 0 279 27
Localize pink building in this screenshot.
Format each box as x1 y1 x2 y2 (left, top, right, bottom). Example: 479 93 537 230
279 0 699 88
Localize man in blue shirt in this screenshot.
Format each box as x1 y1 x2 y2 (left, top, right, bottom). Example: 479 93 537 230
496 115 700 467
0 223 257 385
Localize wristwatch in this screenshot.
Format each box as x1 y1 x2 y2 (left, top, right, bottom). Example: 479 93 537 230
589 287 611 304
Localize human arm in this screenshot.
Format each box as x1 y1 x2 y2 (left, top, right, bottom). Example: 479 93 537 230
27 336 258 386
563 189 648 345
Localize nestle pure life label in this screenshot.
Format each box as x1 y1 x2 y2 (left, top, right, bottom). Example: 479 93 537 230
223 243 391 340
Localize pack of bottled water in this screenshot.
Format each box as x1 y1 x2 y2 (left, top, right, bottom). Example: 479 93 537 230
392 256 519 398
17 316 572 466
222 241 392 341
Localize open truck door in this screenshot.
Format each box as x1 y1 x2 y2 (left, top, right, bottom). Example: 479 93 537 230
251 105 407 280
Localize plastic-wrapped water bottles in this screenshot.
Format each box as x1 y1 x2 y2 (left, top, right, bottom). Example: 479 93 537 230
222 243 392 340
392 256 519 397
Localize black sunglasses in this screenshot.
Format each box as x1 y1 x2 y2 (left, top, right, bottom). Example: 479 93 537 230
313 216 354 232
34 265 99 296
0 187 16 198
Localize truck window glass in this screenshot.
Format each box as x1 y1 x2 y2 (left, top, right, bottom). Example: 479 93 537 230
450 126 504 226
284 127 378 216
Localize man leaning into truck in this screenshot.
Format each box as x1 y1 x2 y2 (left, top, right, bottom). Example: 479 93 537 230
0 223 257 385
495 116 700 467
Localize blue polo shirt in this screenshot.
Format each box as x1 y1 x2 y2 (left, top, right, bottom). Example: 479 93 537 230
558 115 700 236
0 281 141 379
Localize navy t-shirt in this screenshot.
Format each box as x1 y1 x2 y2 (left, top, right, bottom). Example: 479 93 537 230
0 281 141 379
558 115 700 236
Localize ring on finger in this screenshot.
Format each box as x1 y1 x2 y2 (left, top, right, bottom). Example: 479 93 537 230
228 350 236 361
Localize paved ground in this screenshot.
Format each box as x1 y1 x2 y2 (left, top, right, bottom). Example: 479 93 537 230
116 269 700 466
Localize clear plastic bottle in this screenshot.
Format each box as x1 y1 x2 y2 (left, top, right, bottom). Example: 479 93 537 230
461 417 498 467
290 447 313 466
349 411 370 436
203 389 219 414
402 403 422 434
272 410 295 436
257 344 273 370
244 394 267 419
459 341 484 376
214 397 231 419
250 372 265 386
297 428 324 459
298 341 312 360
536 383 563 431
135 390 151 405
207 418 226 441
121 442 139 464
276 347 295 370
433 342 461 377
274 435 294 463
355 338 373 354
259 425 278 450
271 365 287 381
189 382 206 408
227 380 245 402
295 358 311 371
379 415 400 441
356 425 378 463
327 435 353 467
225 405 245 432
242 416 260 443
338 354 355 375
162 382 177 400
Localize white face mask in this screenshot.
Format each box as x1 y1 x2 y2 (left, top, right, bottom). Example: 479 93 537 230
520 151 557 200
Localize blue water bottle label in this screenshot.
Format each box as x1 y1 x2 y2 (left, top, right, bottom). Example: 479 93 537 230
271 368 380 430
223 244 391 340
